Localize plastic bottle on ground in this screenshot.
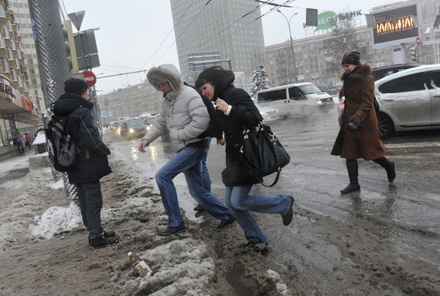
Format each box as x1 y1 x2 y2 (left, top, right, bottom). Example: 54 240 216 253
128 251 153 277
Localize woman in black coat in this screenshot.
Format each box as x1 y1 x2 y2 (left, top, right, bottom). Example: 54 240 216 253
53 78 120 249
195 67 294 251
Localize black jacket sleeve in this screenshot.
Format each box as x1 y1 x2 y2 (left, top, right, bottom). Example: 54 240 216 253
70 109 110 156
198 95 223 139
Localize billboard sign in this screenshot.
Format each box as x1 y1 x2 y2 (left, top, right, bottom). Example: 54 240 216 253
372 4 418 47
315 11 337 31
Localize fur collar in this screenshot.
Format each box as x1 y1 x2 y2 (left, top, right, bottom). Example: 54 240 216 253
341 64 372 82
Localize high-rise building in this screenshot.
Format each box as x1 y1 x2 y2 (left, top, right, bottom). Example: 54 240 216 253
9 0 44 114
170 0 265 84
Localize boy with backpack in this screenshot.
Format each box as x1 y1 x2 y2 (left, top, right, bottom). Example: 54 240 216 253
52 77 120 249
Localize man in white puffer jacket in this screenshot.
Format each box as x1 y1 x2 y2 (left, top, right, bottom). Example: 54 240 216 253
138 64 235 236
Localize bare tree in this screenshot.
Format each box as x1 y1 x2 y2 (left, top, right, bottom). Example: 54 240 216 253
325 15 368 79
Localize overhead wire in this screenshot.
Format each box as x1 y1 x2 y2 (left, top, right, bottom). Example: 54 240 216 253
151 0 277 66
126 0 201 86
128 0 293 86
62 0 296 89
194 0 295 58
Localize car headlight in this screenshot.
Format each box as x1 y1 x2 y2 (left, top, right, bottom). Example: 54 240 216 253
146 126 150 130
316 99 323 105
129 128 135 133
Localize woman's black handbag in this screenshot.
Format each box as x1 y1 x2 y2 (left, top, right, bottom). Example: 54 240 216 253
240 122 290 187
221 165 260 187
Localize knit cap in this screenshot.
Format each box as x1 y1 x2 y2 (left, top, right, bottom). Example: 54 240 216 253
64 77 89 95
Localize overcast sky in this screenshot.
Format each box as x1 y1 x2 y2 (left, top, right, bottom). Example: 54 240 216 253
61 0 398 94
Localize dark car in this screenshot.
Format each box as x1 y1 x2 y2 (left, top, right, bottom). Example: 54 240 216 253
119 119 149 138
143 116 171 142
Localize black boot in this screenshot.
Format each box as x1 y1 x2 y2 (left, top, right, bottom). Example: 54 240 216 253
373 156 396 182
341 159 360 194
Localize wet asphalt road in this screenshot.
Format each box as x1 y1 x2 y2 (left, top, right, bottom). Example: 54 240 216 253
108 107 440 293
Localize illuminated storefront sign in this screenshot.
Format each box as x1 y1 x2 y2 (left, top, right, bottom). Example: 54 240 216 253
373 5 418 44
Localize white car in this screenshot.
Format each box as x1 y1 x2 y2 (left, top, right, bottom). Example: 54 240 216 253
375 64 440 138
252 98 278 121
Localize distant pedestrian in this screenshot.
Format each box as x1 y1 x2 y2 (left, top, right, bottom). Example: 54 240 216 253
14 130 25 156
53 77 120 249
24 132 32 151
331 51 396 194
195 66 294 252
138 64 235 236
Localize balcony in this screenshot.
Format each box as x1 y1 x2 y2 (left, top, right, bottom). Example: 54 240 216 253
4 38 11 47
7 59 15 68
0 14 6 25
0 47 6 57
2 72 11 80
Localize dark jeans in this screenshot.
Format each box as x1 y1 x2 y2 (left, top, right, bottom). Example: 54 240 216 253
75 180 103 237
16 142 25 155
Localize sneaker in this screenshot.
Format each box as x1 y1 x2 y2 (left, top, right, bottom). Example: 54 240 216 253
103 230 116 238
244 242 269 254
89 232 120 249
217 218 236 229
157 226 186 236
281 195 294 226
193 204 205 212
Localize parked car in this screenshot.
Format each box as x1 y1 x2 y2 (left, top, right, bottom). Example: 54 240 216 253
251 98 278 121
372 63 423 81
375 64 440 138
119 119 149 139
257 82 334 118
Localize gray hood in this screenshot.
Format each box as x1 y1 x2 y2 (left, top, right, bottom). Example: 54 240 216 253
147 64 183 92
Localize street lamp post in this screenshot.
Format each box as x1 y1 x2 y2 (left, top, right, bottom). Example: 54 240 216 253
277 10 298 83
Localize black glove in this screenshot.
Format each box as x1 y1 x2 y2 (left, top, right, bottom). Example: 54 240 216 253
347 122 359 131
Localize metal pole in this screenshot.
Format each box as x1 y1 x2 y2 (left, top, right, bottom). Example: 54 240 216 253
224 59 232 71
28 0 78 205
277 10 298 83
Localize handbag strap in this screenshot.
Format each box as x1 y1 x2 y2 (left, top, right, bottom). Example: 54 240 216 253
261 169 281 187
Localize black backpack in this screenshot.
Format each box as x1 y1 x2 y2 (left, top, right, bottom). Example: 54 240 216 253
45 114 78 172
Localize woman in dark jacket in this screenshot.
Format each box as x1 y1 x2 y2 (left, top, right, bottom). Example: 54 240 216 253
331 51 396 194
53 77 120 249
195 67 294 251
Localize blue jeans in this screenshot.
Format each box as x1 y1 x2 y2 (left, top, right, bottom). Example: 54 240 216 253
156 145 233 228
75 180 103 237
224 185 291 244
201 139 212 193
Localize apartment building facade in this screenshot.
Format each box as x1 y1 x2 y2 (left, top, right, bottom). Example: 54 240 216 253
98 81 163 125
0 0 41 158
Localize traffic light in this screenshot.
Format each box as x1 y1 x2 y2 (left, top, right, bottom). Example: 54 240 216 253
409 47 417 62
63 20 79 73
